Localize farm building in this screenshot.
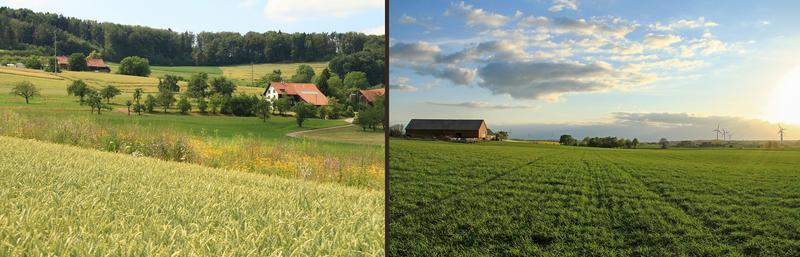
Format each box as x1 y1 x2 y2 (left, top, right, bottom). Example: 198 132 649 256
405 119 489 140
263 82 329 106
358 88 385 106
56 56 111 72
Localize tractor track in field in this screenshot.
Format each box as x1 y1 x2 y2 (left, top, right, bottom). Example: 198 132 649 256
392 151 567 222
598 154 740 254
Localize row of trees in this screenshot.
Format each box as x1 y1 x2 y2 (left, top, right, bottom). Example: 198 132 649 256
559 135 642 149
0 7 382 66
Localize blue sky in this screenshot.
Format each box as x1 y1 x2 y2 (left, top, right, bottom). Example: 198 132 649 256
390 0 800 141
0 0 384 34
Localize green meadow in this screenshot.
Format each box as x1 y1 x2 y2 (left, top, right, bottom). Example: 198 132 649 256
106 62 328 86
0 66 383 188
390 140 800 256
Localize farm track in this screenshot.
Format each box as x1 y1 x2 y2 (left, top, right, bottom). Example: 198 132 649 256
286 124 355 138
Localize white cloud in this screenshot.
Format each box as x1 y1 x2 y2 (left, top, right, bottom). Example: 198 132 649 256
426 101 538 109
548 0 578 12
390 42 442 62
519 16 639 39
679 37 728 57
608 54 659 62
397 14 440 33
399 14 417 24
362 25 384 35
643 34 682 48
390 77 418 93
263 0 382 22
445 1 510 28
649 17 718 31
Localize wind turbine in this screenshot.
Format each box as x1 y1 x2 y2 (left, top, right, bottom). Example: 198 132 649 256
778 125 786 145
727 131 733 141
722 129 728 142
712 124 722 141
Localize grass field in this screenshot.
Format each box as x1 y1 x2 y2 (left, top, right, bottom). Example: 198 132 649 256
0 136 383 256
0 66 265 95
0 65 384 189
389 140 800 256
299 125 385 145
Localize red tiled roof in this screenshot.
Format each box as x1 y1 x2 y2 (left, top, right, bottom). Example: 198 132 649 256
270 82 329 106
56 56 68 65
56 56 108 68
359 88 385 103
86 58 107 68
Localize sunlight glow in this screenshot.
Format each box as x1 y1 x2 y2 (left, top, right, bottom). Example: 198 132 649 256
765 66 800 125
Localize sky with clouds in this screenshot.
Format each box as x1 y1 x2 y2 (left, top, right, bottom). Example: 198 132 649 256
0 0 384 34
390 0 800 141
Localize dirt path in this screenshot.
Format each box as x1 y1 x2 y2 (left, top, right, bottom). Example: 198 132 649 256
286 118 356 138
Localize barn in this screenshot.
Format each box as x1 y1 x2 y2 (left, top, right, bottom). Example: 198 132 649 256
56 56 111 72
405 119 489 140
358 88 385 106
263 82 329 106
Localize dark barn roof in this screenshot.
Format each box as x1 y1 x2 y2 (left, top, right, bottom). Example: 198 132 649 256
405 119 485 131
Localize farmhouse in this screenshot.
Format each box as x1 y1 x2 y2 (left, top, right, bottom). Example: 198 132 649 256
56 56 111 72
263 82 329 106
358 88 385 106
405 119 489 140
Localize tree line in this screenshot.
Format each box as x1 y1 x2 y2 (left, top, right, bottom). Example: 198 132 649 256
559 135 642 149
0 7 383 67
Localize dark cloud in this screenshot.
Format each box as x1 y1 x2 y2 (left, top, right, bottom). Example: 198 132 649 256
477 61 617 100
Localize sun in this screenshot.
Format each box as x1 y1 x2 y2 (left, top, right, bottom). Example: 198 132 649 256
765 67 800 125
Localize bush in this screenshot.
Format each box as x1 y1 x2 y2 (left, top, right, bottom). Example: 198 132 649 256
197 98 208 113
118 56 151 76
23 56 43 69
292 102 315 127
178 96 191 114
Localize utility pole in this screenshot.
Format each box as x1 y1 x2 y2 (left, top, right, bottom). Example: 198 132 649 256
251 62 254 87
53 31 58 75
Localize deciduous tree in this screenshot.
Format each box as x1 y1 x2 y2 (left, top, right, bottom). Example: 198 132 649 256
10 80 39 104
100 85 121 104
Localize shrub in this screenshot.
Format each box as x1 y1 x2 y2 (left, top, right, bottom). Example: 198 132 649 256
118 56 151 76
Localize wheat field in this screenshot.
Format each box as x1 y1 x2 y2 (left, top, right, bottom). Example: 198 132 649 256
0 136 384 256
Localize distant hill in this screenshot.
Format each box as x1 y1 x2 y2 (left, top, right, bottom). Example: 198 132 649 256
0 7 383 66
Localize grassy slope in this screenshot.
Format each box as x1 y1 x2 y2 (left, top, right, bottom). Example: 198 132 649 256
105 62 328 87
299 125 385 145
0 66 369 143
0 136 383 256
390 140 800 256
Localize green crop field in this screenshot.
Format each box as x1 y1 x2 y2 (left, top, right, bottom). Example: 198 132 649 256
389 140 800 256
0 136 383 256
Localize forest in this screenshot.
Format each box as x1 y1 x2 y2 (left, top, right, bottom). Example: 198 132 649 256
0 7 383 69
